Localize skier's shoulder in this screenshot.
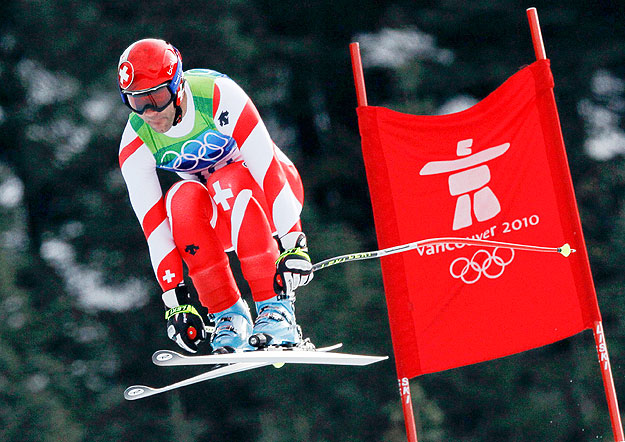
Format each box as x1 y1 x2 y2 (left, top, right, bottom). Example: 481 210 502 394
119 119 140 154
118 119 155 171
185 69 244 98
184 68 229 80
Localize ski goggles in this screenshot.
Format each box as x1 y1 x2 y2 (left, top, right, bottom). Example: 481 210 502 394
122 83 174 114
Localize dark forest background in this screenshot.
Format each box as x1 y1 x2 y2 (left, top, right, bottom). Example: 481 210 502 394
1 1 625 441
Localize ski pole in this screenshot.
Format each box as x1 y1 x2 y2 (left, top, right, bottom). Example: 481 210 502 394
311 237 574 272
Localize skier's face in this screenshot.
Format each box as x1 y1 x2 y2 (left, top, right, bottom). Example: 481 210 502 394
138 101 176 133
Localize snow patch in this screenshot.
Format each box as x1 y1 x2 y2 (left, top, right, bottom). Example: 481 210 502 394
579 69 625 161
354 27 454 68
40 238 148 312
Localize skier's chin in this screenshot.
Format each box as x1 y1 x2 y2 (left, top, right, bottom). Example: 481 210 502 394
145 117 173 133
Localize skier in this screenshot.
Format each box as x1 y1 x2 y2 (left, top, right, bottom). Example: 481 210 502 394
117 38 313 354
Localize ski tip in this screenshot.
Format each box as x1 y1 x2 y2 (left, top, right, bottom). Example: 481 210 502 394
124 385 153 401
152 349 179 365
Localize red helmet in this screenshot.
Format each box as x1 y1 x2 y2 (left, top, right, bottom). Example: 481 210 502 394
118 39 184 114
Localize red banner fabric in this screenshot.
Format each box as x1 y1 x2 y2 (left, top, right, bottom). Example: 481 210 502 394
357 60 601 379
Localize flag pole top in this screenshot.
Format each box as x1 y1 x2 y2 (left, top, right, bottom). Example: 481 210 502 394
349 42 368 107
527 7 547 60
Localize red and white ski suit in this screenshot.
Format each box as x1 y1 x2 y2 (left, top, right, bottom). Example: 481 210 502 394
118 72 304 313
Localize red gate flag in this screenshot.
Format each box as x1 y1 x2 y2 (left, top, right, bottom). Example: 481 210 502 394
357 59 601 379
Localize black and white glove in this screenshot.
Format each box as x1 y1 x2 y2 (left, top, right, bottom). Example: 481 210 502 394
274 232 314 295
162 283 208 353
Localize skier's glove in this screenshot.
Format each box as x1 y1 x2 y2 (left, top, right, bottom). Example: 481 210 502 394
162 283 208 353
274 232 314 295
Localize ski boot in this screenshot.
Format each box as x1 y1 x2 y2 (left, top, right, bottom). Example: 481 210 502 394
249 292 302 348
209 298 253 353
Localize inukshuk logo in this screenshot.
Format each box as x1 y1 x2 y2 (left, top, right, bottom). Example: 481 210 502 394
420 138 514 284
420 138 509 230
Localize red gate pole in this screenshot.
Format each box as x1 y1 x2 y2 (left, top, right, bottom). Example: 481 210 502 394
349 41 418 442
527 7 547 60
593 321 625 441
527 8 624 440
349 43 368 107
398 376 420 442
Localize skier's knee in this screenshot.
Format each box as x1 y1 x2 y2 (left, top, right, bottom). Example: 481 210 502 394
165 180 213 221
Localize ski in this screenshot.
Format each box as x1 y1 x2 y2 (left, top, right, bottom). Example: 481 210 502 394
124 343 385 401
124 360 271 401
152 343 387 367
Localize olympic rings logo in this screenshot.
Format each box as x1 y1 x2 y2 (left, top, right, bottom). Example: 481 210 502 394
161 131 232 171
449 248 515 284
